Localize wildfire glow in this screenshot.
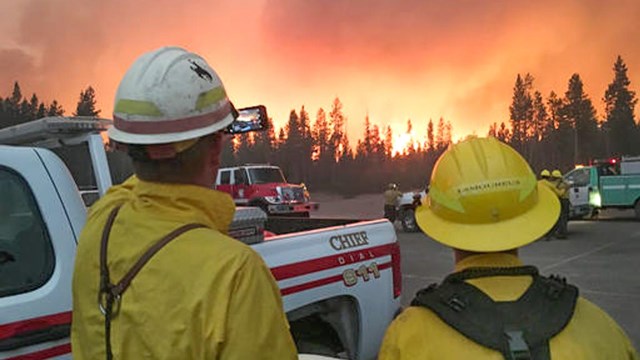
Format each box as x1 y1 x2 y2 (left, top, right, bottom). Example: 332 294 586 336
392 132 420 157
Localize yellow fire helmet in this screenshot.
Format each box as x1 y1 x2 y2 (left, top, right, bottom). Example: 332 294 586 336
551 169 563 178
540 169 551 178
415 137 560 252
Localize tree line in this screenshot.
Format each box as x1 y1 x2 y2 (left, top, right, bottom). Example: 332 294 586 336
0 82 100 128
0 55 637 196
493 56 639 173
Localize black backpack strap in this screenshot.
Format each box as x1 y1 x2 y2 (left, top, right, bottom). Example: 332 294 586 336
411 266 578 360
98 206 207 360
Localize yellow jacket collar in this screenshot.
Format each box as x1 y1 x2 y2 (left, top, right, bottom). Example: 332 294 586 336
128 176 236 232
454 253 523 272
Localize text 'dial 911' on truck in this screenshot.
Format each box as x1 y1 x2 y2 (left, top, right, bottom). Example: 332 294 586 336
0 117 401 360
216 164 319 217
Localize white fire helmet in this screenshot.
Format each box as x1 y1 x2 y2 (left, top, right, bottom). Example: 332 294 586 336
108 46 236 145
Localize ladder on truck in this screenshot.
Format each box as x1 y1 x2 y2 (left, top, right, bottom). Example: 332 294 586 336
0 116 115 197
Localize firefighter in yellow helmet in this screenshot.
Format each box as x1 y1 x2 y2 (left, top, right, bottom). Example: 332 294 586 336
551 169 570 239
378 137 637 360
540 169 551 179
538 169 560 240
71 47 297 359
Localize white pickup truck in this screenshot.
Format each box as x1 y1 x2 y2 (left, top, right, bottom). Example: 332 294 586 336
0 117 401 360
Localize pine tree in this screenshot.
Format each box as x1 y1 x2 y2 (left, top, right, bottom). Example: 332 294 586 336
561 74 599 164
357 115 372 160
488 122 498 138
370 124 384 161
6 82 23 126
509 74 534 152
384 126 393 159
497 122 511 143
548 90 572 170
427 119 435 151
532 91 549 141
74 86 101 117
312 108 330 162
603 55 638 156
329 97 346 161
436 117 445 150
47 100 65 116
36 103 47 119
298 106 313 181
252 116 275 163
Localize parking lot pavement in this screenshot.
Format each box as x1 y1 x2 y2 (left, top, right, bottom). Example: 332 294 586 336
397 218 640 350
311 192 639 348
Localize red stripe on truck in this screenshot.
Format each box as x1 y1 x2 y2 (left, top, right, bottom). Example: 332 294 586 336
280 262 392 296
271 243 395 281
0 311 71 341
6 343 71 360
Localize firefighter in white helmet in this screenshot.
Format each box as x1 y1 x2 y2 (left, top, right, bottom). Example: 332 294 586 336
378 137 637 359
71 47 297 359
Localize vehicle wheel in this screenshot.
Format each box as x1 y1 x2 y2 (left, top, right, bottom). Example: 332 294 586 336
635 200 640 221
401 208 419 232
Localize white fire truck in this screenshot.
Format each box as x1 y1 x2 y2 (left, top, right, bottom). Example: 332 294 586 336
0 117 402 360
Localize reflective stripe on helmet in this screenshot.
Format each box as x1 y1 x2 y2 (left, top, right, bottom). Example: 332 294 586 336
114 99 163 116
114 101 232 134
196 87 227 111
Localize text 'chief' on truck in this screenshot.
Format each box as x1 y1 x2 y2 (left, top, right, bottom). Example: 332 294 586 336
216 164 319 217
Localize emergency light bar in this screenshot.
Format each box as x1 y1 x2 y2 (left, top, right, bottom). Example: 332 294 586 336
0 116 112 146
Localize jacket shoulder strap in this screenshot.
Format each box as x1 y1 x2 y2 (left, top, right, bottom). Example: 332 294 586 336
110 222 207 296
411 267 578 360
99 206 208 360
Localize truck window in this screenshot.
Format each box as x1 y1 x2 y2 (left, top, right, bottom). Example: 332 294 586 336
0 167 54 298
220 170 231 185
50 143 96 190
234 169 247 185
248 168 286 184
565 168 590 187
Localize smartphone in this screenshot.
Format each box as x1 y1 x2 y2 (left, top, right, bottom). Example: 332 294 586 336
225 105 268 134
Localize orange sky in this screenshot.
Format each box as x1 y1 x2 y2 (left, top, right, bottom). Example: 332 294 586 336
1 0 639 144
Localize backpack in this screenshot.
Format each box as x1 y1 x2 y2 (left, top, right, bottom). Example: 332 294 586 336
411 266 578 360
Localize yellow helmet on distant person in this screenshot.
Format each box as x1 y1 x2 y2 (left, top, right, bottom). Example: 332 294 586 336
540 169 551 178
387 183 398 190
551 170 563 178
415 137 560 252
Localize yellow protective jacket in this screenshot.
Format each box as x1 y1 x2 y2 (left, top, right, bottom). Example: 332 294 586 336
540 178 569 199
379 253 638 360
554 178 571 199
71 176 297 360
384 189 403 206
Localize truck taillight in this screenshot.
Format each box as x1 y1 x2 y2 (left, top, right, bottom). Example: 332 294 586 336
391 242 402 298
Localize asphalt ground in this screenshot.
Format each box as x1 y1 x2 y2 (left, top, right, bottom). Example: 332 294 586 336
313 194 640 350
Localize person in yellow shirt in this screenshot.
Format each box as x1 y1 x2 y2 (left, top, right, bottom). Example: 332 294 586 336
551 169 570 239
379 137 637 360
383 183 403 223
538 169 561 240
71 47 297 360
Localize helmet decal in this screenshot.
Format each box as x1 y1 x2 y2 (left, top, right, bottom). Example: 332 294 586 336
188 59 213 82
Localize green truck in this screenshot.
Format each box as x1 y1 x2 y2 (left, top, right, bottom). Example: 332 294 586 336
564 156 640 219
